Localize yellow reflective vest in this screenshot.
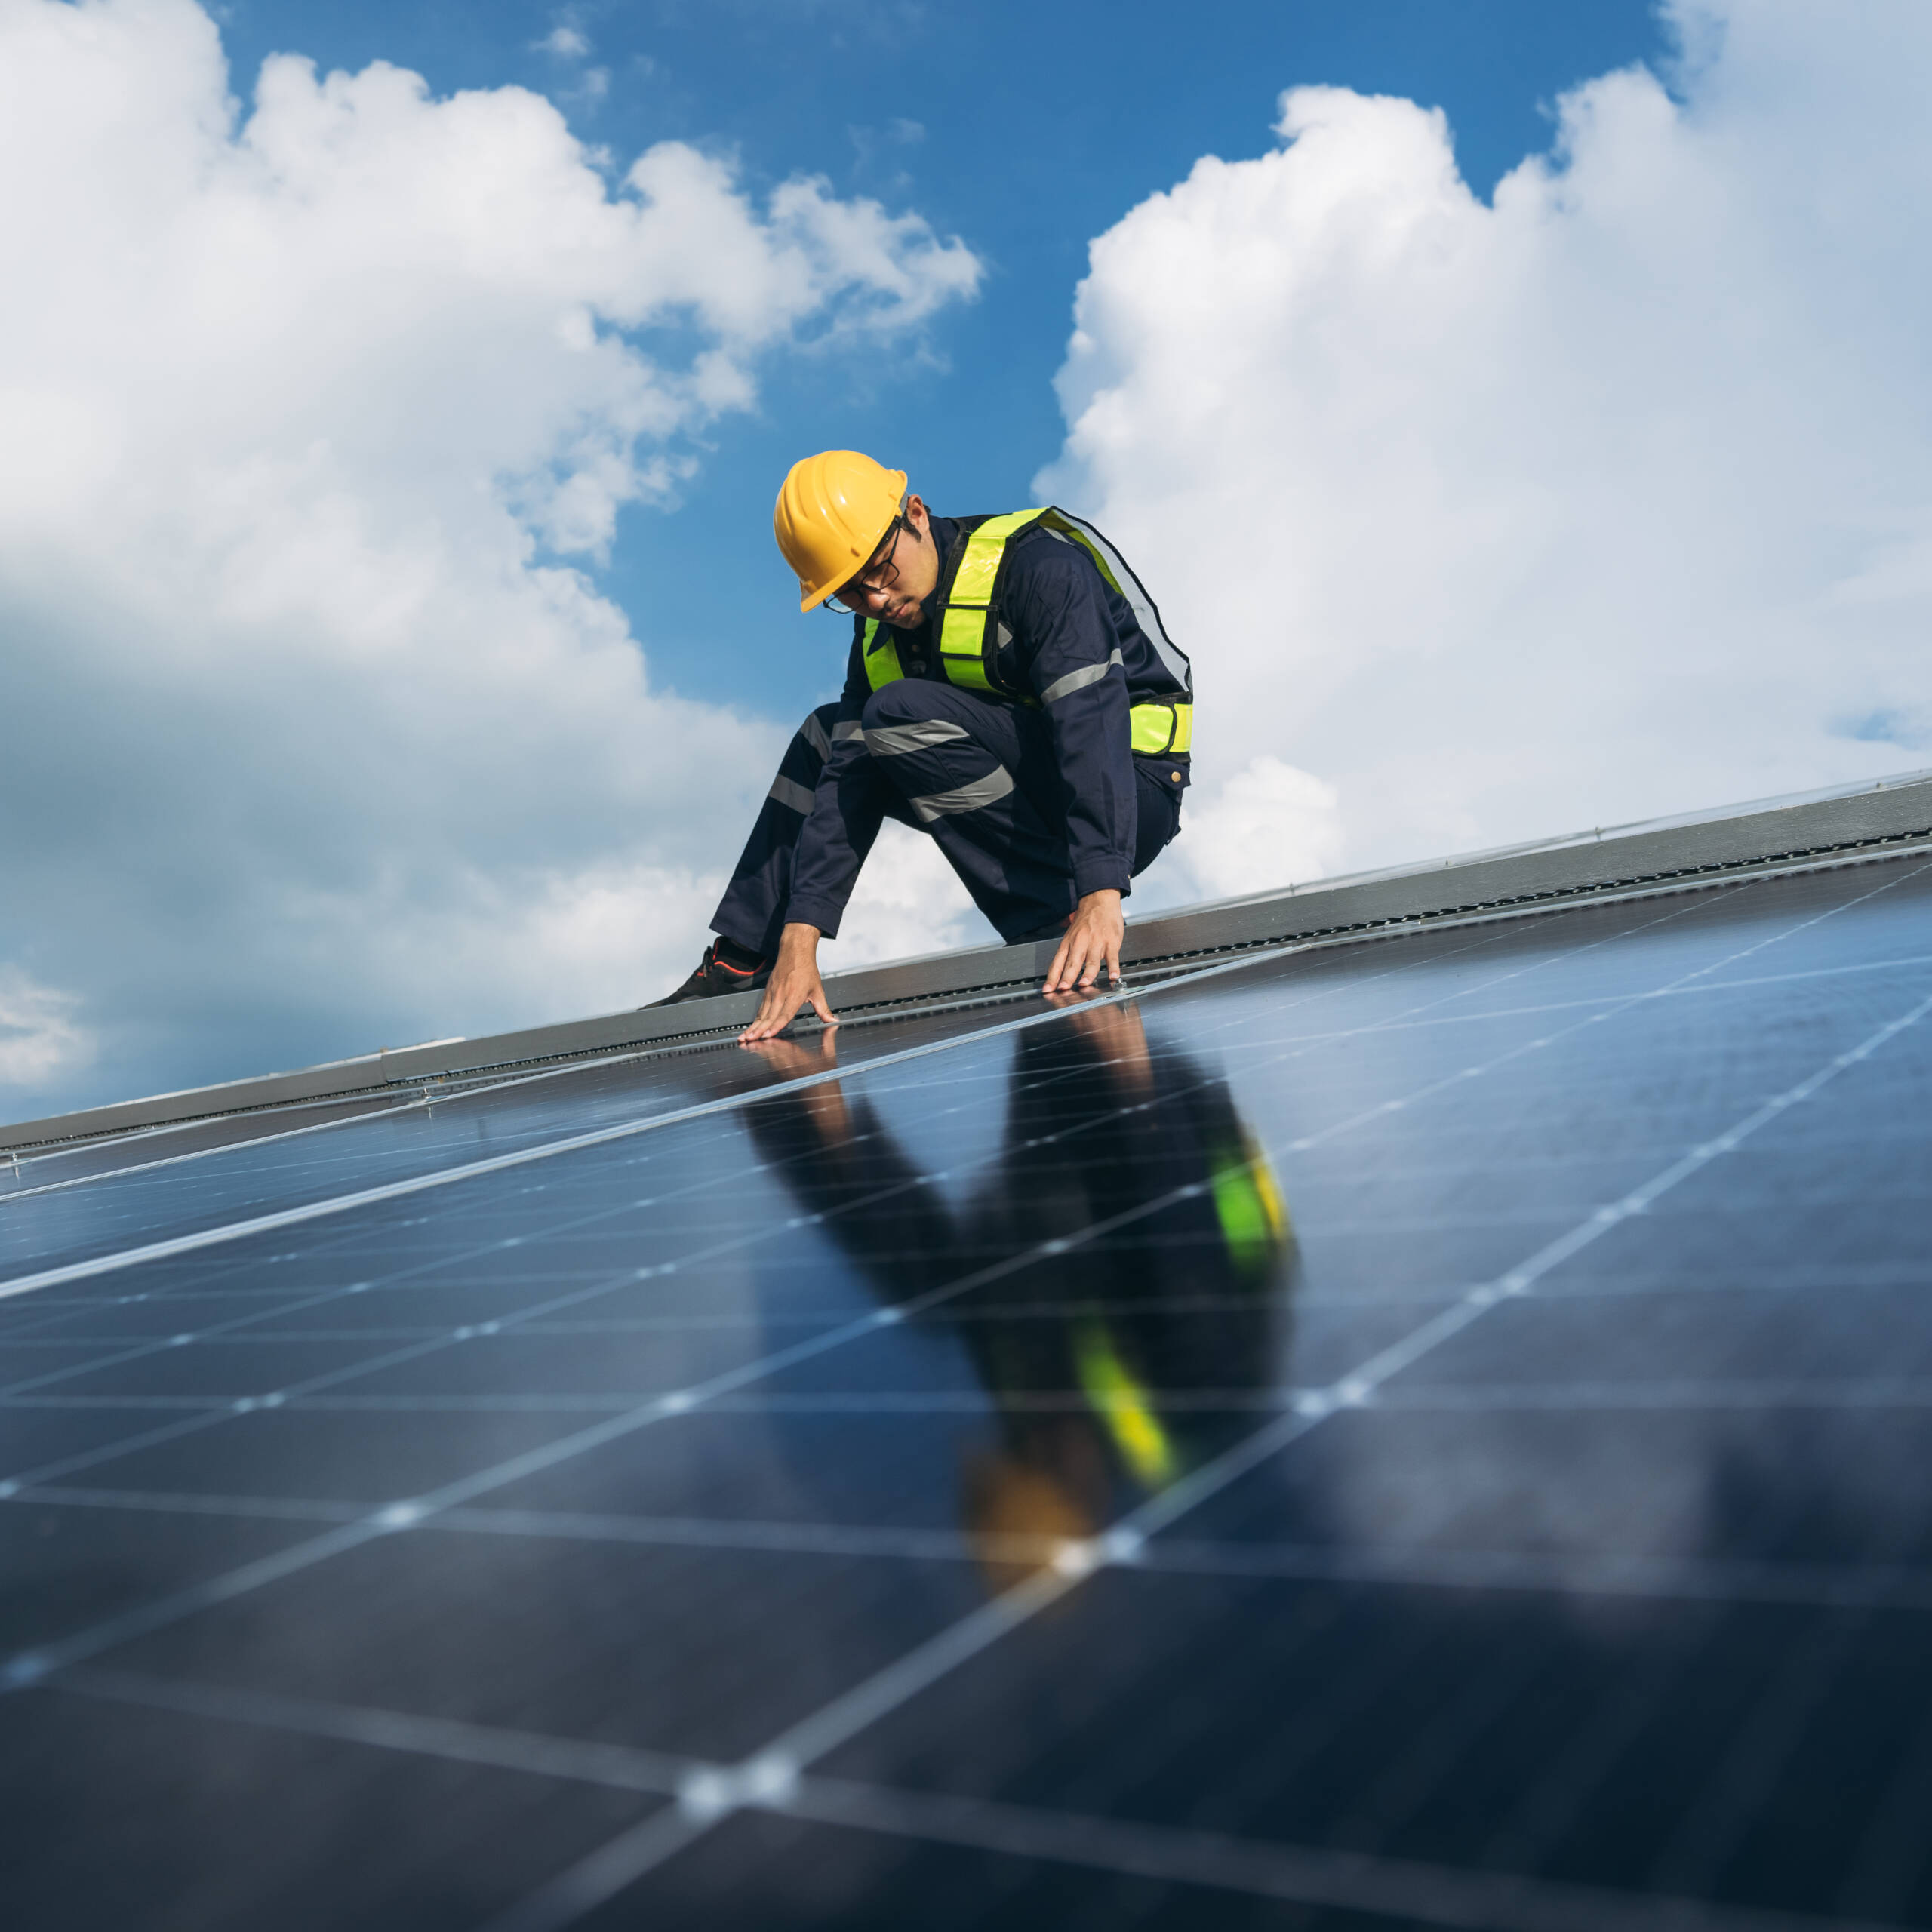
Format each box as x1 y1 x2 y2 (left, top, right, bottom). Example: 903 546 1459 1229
860 508 1194 758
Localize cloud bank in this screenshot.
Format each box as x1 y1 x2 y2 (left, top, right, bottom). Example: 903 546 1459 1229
0 0 979 1108
1042 0 1932 901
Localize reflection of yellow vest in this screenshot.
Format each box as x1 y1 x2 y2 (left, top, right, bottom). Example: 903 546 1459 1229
1073 1132 1291 1493
1209 1130 1291 1284
860 508 1195 759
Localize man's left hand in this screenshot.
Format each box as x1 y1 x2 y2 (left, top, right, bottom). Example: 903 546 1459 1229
1043 888 1125 994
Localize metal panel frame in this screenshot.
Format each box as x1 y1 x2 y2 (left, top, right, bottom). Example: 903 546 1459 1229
8 767 1931 1151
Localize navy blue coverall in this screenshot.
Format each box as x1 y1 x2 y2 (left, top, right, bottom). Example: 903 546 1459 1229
711 515 1192 954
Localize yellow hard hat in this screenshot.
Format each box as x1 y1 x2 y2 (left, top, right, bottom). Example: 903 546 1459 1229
774 449 909 612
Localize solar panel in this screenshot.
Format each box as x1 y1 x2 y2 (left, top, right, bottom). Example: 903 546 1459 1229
5 841 1932 1930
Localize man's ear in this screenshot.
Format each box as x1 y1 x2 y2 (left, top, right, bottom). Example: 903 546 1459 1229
905 494 930 537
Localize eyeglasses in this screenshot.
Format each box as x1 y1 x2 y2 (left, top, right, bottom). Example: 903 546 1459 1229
826 515 906 615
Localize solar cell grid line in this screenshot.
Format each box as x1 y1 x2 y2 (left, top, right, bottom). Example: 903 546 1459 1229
0 1093 414 1195
0 1054 598 1207
0 1066 1105 1484
890 982 1927 1617
0 859 1787 1299
0 969 1090 1194
441 949 1932 1920
272 869 1885 1414
0 908 1700 1506
0 869 1909 1515
38 1653 1898 1932
4 1004 1313 1669
24 1473 1932 1618
0 1106 972 1497
1122 1539 1932 1612
0 1118 847 1494
0 1027 1105 1375
0 1138 1272 1689
0 919 1553 1329
0 977 1169 1268
1367 1377 1932 1413
1109 858 1932 1221
1000 875 1792 1166
0 1054 801 1280
19 1006 915 1187
0 1159 1909 1453
1208 943 1932 1062
0 980 1193 1300
0 1126 780 1400
0 988 1121 1287
8 873 1831 1298
11 865 1932 1932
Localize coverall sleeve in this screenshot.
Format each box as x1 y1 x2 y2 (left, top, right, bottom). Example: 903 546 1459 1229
784 641 881 938
1011 542 1137 900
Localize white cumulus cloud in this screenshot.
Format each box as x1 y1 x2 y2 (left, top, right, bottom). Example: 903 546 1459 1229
1041 0 1932 900
0 971 95 1093
0 0 980 1110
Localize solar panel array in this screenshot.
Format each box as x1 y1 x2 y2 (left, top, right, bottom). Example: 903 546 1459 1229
5 852 1932 1930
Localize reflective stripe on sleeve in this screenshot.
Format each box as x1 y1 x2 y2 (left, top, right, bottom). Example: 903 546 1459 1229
1039 650 1123 706
831 721 866 743
799 712 833 760
768 775 817 814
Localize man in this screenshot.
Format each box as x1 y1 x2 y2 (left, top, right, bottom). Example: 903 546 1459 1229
655 449 1195 1042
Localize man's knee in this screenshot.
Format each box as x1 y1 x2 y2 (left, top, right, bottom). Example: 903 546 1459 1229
859 681 940 732
860 682 977 764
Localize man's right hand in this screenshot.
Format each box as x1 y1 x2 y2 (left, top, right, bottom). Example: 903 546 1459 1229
740 921 835 1043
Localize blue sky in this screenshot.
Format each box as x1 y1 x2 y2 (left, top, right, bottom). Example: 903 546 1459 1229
218 0 1669 723
8 0 1928 1113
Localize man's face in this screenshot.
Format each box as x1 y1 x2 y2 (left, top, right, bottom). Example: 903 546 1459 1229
840 494 940 629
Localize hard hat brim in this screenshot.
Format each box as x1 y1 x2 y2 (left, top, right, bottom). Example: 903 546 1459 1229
795 494 903 613
798 571 854 615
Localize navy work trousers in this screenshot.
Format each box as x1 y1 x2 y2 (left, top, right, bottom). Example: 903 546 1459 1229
711 681 1181 957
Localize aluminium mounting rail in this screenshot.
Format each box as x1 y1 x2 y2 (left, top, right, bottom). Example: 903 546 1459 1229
6 764 1932 1153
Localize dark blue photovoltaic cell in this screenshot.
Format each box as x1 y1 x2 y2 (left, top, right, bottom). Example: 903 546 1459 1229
0 995 1070 1281
4 854 1932 1930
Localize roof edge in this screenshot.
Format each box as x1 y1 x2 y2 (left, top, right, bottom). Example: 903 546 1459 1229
8 767 1932 1151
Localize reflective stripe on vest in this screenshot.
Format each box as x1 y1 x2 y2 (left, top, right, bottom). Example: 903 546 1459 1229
863 507 1193 755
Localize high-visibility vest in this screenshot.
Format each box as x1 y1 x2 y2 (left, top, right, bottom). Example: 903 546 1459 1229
859 508 1195 758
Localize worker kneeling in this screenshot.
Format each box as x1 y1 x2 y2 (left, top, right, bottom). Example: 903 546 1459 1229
654 449 1195 1041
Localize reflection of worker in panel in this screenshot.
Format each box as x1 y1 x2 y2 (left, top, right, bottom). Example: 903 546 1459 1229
743 1001 1297 1586
653 451 1195 1036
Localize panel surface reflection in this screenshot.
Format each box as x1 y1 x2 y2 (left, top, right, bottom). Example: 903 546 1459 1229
738 1003 1298 1586
4 855 1932 1930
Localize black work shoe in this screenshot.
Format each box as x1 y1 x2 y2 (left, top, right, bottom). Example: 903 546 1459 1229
648 943 771 1006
